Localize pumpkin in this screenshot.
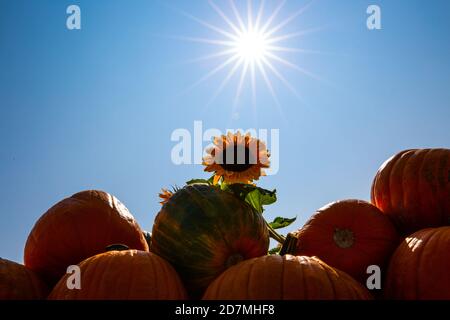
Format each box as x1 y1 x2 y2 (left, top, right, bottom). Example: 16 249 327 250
0 258 48 300
203 255 372 300
48 249 187 300
385 227 450 300
151 184 269 297
371 148 450 235
293 200 399 283
24 190 149 285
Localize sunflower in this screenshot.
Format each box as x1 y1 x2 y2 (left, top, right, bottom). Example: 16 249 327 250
158 188 173 205
203 131 270 185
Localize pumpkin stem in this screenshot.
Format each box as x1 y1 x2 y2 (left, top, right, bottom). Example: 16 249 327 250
333 228 354 249
279 232 298 256
225 254 244 268
143 231 152 248
105 244 130 252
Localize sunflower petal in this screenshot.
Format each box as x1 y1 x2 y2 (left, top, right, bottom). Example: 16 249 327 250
213 174 222 185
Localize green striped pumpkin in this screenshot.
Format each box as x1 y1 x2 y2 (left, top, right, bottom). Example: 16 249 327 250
151 184 269 297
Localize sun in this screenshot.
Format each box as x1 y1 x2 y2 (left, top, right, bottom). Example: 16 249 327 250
176 0 322 108
235 30 269 62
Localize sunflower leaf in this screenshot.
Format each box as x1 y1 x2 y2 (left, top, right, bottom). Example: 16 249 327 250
245 190 269 213
268 246 281 255
220 181 229 191
269 216 297 229
224 184 277 214
207 175 216 184
186 179 212 185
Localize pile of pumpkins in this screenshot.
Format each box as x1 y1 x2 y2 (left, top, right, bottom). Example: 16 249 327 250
1 148 449 300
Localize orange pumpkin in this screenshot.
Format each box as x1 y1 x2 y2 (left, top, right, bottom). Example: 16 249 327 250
371 148 450 235
24 190 148 285
293 200 399 283
202 255 372 300
385 227 450 300
48 249 187 300
0 258 48 300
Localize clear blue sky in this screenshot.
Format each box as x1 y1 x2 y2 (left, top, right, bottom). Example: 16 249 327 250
1 0 449 263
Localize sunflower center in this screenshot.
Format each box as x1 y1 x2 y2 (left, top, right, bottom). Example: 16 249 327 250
219 145 254 172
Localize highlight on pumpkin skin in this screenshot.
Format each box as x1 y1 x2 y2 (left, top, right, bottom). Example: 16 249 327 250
203 131 270 185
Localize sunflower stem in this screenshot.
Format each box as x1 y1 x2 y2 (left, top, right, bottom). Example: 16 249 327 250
265 219 286 244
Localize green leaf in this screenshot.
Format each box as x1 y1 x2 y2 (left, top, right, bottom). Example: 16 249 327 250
224 184 277 214
186 178 212 185
269 216 297 229
220 181 229 191
207 175 216 184
245 190 265 213
245 189 277 213
268 246 281 255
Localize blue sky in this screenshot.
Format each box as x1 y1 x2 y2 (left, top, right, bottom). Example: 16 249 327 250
1 0 449 263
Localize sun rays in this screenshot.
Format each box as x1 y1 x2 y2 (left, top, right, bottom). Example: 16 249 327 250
175 0 322 110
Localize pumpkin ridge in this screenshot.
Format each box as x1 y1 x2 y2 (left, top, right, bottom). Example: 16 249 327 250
221 262 236 299
245 257 258 299
211 265 228 299
104 199 115 251
67 203 88 265
403 151 420 232
279 256 286 299
157 256 170 299
91 253 109 298
98 253 116 297
79 255 95 299
157 251 188 300
432 150 446 225
399 150 417 227
319 258 339 299
390 151 409 211
389 150 412 225
415 228 440 298
212 190 241 265
407 231 424 299
435 151 449 224
378 152 400 214
46 211 71 282
417 149 434 229
301 256 311 299
157 252 172 299
126 252 137 299
437 153 449 222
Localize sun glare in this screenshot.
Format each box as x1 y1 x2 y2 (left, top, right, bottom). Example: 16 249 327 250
235 30 268 62
177 0 321 109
